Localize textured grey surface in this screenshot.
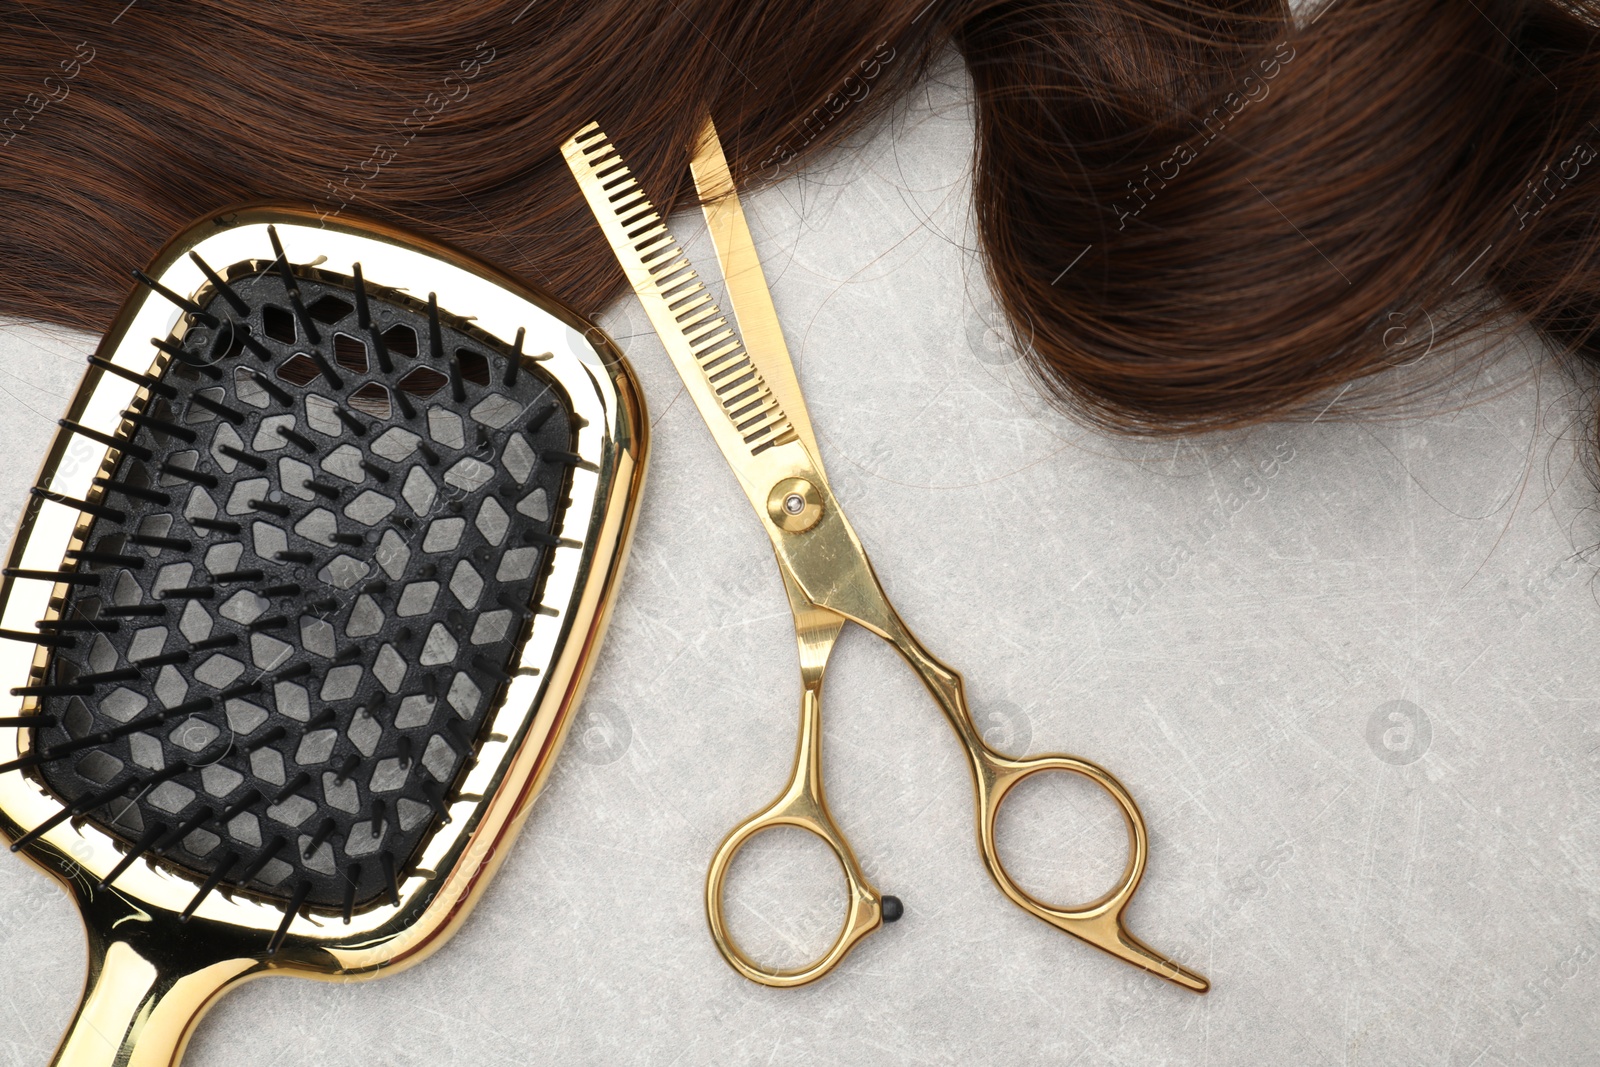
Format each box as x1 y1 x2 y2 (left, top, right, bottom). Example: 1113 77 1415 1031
3 66 1600 1066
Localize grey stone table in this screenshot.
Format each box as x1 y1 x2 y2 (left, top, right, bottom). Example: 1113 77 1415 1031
0 64 1595 1067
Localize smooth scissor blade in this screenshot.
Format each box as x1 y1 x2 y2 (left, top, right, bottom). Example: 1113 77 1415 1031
686 121 820 459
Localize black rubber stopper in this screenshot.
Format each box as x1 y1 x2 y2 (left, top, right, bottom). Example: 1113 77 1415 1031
881 894 904 922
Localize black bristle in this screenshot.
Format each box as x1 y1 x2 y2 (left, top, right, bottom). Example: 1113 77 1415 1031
235 323 274 362
421 780 451 821
151 337 224 379
126 533 192 551
99 821 168 889
132 269 220 329
66 547 144 569
93 477 171 505
267 880 312 954
153 806 217 853
10 782 125 852
217 789 264 824
3 568 101 587
240 367 293 406
303 817 336 858
274 772 311 804
132 650 189 669
211 568 264 583
426 292 444 363
251 499 294 518
504 326 524 387
448 350 467 402
188 251 250 317
267 226 322 346
190 517 243 534
352 263 373 330
526 403 556 434
36 616 123 632
265 226 294 288
393 387 417 420
275 425 315 452
0 714 55 728
352 264 393 374
180 851 239 922
334 407 367 436
29 487 126 524
0 628 75 648
342 863 360 923
303 347 344 390
287 289 322 347
122 409 198 443
158 463 219 489
75 667 141 685
100 604 168 618
60 419 154 462
237 836 287 885
158 586 215 600
358 459 390 483
244 726 288 754
216 443 268 471
9 684 93 698
470 654 512 683
187 392 246 424
90 355 178 398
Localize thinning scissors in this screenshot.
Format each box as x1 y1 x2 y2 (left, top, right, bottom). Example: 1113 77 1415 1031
562 119 1206 992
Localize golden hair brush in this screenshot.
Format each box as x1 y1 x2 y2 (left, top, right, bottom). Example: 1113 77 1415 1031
0 205 646 1065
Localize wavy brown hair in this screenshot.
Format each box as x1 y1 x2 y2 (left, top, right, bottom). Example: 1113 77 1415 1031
2 0 1599 449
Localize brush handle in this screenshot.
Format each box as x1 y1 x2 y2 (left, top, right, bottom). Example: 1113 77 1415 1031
50 895 258 1067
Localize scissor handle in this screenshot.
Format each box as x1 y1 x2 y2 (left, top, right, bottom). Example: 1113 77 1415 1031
972 748 1208 992
869 614 1208 993
705 687 885 988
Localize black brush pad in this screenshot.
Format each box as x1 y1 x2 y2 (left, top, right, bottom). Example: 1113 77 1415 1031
30 266 574 911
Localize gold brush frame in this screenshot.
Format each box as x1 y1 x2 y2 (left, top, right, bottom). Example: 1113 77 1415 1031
0 206 648 1067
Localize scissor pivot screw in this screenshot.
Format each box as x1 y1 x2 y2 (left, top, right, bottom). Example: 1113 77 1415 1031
767 478 823 533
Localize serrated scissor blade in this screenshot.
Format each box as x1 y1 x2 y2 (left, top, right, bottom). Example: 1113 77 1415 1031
562 122 804 466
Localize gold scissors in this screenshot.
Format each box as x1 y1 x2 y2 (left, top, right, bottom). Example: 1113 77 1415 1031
562 119 1206 993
